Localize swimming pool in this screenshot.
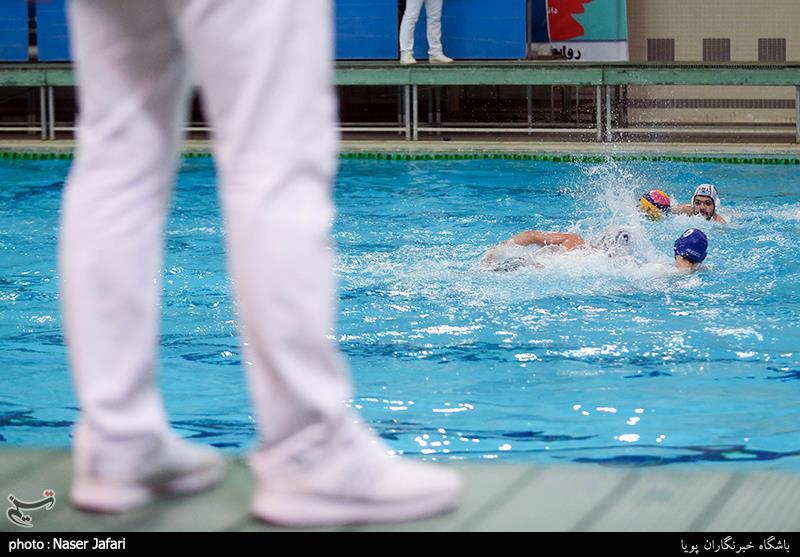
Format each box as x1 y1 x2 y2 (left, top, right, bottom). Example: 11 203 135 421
1 156 799 470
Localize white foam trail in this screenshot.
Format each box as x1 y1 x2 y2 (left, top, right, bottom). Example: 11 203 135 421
771 205 800 221
340 159 724 306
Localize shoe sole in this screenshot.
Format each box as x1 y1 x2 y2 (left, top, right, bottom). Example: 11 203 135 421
429 60 453 64
70 460 228 513
251 487 461 527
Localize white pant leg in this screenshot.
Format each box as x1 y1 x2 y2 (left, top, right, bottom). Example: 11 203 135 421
399 0 425 54
424 0 444 56
170 0 356 469
60 0 190 475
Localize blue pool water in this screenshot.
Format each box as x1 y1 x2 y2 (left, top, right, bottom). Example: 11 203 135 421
1 156 799 470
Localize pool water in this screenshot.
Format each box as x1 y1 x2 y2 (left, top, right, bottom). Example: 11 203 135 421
1 156 799 470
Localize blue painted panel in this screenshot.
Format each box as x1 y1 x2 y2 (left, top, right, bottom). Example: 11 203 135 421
33 0 400 62
335 0 398 59
0 0 29 61
412 0 526 59
37 0 70 61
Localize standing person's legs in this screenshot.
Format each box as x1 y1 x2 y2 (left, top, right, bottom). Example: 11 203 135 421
172 0 349 469
399 0 425 55
172 0 462 525
424 0 445 56
61 0 224 512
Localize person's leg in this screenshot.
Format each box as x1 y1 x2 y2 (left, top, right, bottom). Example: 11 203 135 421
61 0 223 511
399 0 424 55
171 0 349 466
424 0 444 56
171 0 462 525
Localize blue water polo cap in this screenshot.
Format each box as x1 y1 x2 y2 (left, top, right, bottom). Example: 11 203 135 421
673 228 708 263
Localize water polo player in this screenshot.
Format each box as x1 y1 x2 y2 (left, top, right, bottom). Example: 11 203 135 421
481 225 637 271
673 184 727 223
673 228 708 270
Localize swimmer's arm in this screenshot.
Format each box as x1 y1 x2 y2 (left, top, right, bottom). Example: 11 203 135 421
671 204 693 215
713 213 727 224
482 230 584 264
510 230 585 251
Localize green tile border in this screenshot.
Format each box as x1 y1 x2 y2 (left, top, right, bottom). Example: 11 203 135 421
0 150 73 160
338 151 800 164
0 149 798 165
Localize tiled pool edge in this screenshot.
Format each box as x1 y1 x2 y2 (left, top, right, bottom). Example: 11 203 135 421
337 151 800 164
1 448 799 532
1 142 799 165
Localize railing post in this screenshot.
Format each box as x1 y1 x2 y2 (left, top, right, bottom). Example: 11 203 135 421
605 85 612 142
595 85 602 142
39 86 47 141
527 84 533 135
397 86 403 136
796 85 799 144
48 86 55 141
404 85 411 141
412 84 418 141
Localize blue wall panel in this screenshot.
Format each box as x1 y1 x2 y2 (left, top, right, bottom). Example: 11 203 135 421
335 0 397 59
413 0 526 59
37 0 71 61
31 1 401 62
0 0 29 61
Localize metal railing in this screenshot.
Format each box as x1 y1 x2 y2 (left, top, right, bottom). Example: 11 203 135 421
1 62 798 143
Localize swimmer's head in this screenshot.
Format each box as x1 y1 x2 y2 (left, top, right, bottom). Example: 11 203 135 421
692 184 720 220
673 228 708 266
639 189 671 220
593 226 635 257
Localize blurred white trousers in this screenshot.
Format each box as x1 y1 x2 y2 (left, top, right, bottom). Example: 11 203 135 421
60 0 355 478
399 0 444 56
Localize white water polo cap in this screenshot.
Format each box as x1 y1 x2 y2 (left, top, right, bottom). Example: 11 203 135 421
593 226 635 256
693 184 720 212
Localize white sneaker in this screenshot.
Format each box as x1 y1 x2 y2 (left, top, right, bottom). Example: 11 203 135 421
429 53 454 64
399 52 416 65
70 435 227 513
249 427 463 526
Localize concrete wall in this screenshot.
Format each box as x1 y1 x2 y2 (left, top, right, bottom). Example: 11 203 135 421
626 0 798 125
627 0 800 62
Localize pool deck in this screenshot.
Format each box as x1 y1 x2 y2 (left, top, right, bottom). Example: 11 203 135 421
0 139 799 160
342 140 800 159
1 448 799 532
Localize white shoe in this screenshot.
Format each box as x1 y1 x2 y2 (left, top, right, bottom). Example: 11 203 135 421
70 435 227 513
399 52 416 65
249 427 463 527
429 53 453 64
